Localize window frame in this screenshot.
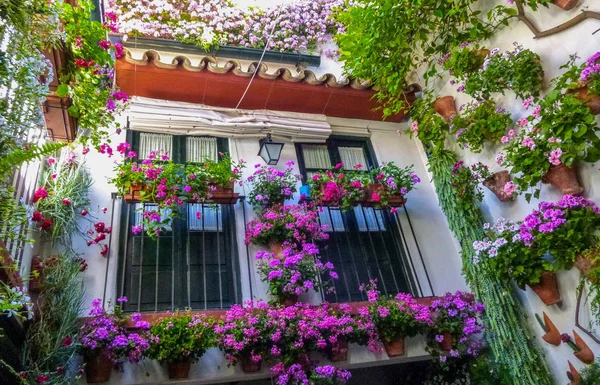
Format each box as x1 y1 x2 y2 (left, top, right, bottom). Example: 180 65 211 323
117 131 242 312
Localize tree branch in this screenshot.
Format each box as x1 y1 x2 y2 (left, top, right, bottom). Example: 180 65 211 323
575 281 600 345
515 0 600 39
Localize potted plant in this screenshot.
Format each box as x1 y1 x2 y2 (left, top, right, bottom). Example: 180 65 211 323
450 100 512 153
472 162 514 202
203 152 245 202
364 163 420 209
473 218 561 305
578 358 600 385
308 163 371 211
358 281 429 357
146 311 215 380
433 96 458 122
427 291 485 360
463 44 544 101
449 161 485 212
442 43 489 82
407 93 450 150
576 246 600 285
309 366 352 385
78 298 146 383
255 244 337 306
247 161 300 212
215 301 272 373
244 205 329 257
555 53 600 115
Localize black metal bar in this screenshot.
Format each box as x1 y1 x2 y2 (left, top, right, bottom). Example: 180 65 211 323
403 205 434 296
216 205 223 309
154 228 160 312
394 208 423 297
383 209 415 295
228 203 240 306
339 209 365 301
373 209 400 293
241 198 253 301
202 204 207 310
137 204 145 312
360 206 388 295
186 206 191 308
325 208 344 303
120 206 130 299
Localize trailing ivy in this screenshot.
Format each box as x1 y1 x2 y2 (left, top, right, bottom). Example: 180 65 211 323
428 148 555 385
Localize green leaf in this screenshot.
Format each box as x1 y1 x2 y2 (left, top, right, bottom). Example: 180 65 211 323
56 84 70 97
67 105 80 117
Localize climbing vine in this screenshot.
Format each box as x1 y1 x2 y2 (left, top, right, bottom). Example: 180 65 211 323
428 148 555 385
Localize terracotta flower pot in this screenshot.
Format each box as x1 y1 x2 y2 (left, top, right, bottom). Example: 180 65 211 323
362 184 407 207
572 85 600 115
542 164 584 196
552 0 579 11
574 252 600 284
541 312 561 346
482 171 513 202
240 354 262 373
528 271 561 306
573 330 595 364
568 360 582 385
208 181 239 204
268 241 285 260
85 350 113 383
433 96 457 122
327 336 349 362
383 337 405 357
167 360 192 380
439 332 453 351
124 183 145 202
476 49 490 58
280 294 298 307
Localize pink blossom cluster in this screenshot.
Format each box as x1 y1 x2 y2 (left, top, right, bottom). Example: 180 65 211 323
274 363 351 385
580 51 600 81
247 161 301 211
107 0 346 53
473 217 519 263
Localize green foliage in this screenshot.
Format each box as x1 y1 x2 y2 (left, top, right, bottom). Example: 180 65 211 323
247 164 299 212
451 100 512 153
368 162 419 209
537 92 600 164
518 0 553 11
407 94 450 150
21 254 84 384
443 45 488 81
366 294 422 343
147 311 215 363
428 148 555 385
0 186 31 251
202 152 245 187
335 0 513 116
0 142 66 181
449 161 484 214
0 282 33 329
34 154 92 247
308 165 371 211
464 45 544 100
580 359 600 385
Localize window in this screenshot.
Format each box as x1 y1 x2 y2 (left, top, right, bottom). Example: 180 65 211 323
117 132 241 312
296 137 420 302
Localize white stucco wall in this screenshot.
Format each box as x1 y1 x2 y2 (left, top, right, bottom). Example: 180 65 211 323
425 1 600 383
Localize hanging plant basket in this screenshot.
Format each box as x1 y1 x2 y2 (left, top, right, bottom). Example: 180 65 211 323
383 337 405 357
240 353 262 373
552 0 579 11
482 171 514 202
528 271 562 306
85 350 113 384
542 164 584 196
123 183 240 204
432 96 457 122
123 183 149 203
362 184 407 208
327 336 349 362
167 360 192 380
571 84 600 115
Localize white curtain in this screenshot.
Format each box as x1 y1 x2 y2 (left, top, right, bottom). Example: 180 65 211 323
338 147 367 170
139 133 173 159
188 204 222 231
302 144 330 169
187 137 218 162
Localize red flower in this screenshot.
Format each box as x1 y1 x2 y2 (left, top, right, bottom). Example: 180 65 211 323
93 233 106 243
56 366 64 374
560 333 571 343
98 40 111 50
40 219 52 231
371 193 381 202
100 244 109 256
62 336 72 347
75 258 88 272
94 222 106 233
33 187 48 203
74 59 94 68
114 42 124 59
19 372 27 378
81 209 88 216
62 198 71 206
32 211 43 222
36 375 48 383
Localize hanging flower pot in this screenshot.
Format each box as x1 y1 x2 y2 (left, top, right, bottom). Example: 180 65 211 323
528 271 562 306
552 0 579 11
542 164 584 196
482 171 514 202
574 252 600 284
383 337 405 357
438 332 454 351
432 96 457 122
208 181 239 204
362 184 407 207
280 294 298 307
123 183 146 202
327 336 349 362
268 241 285 260
240 353 262 373
85 350 113 383
572 84 600 115
573 330 595 364
167 360 192 380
